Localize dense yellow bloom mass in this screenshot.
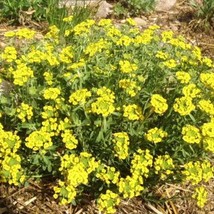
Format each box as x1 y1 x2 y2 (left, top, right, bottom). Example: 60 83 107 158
119 60 138 73
123 104 143 120
97 190 121 214
61 130 78 150
0 128 21 156
150 94 168 115
176 71 191 84
25 130 53 151
43 87 61 100
69 88 91 105
192 186 208 208
182 84 201 98
200 72 214 90
118 175 144 199
16 102 33 122
0 153 25 185
145 127 168 143
112 132 130 160
12 62 34 86
183 160 213 185
91 87 115 117
154 155 174 180
182 124 201 144
198 99 214 116
1 46 17 62
173 96 195 116
119 79 141 97
131 149 153 178
201 121 214 138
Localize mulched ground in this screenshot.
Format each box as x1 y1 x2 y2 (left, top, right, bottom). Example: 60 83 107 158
0 0 214 213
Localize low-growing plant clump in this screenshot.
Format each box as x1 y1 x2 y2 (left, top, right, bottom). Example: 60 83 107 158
0 17 214 213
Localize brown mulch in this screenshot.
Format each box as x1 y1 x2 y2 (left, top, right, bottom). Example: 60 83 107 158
0 0 214 213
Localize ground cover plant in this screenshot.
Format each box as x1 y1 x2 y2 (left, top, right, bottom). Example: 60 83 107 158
0 17 214 213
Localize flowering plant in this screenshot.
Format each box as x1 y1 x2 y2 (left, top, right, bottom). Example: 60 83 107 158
0 18 213 212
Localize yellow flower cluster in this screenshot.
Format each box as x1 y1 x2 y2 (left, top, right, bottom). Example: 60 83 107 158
119 60 138 73
85 39 109 57
182 84 201 98
41 117 58 136
69 88 91 106
154 154 174 180
150 94 168 115
200 72 214 90
16 102 33 122
43 87 61 100
59 46 73 63
4 28 36 39
97 190 120 214
145 127 168 143
0 124 25 185
155 51 169 60
72 19 95 36
192 186 208 208
183 160 214 185
119 79 141 97
61 130 78 150
1 46 17 62
123 104 143 120
173 96 195 116
130 149 153 178
163 59 177 69
96 165 120 185
118 175 144 198
25 130 53 151
176 71 191 84
91 87 115 117
10 62 34 86
201 121 214 152
198 99 214 116
182 124 201 144
0 153 25 185
41 105 58 119
0 126 21 157
43 71 53 85
55 152 99 204
112 132 130 160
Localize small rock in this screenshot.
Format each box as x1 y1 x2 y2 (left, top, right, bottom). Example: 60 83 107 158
133 17 147 28
95 1 113 19
155 0 177 12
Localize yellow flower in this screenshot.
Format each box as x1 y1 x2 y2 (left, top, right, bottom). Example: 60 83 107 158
61 130 78 150
43 87 61 100
150 94 168 115
16 102 33 122
2 46 17 62
182 124 201 144
173 96 195 116
113 132 130 160
198 99 214 116
69 88 91 105
182 84 201 98
163 59 177 68
192 186 208 208
176 71 191 84
119 60 138 73
123 104 143 120
200 72 214 90
145 127 168 143
91 98 115 117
